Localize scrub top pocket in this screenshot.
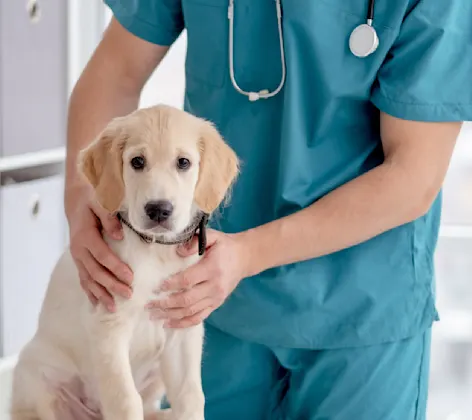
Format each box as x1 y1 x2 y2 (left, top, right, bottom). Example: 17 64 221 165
283 0 397 101
182 0 227 88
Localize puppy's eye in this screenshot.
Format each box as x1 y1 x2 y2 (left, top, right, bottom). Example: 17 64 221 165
131 156 146 171
177 157 191 171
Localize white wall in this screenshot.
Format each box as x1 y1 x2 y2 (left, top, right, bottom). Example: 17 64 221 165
103 9 187 109
69 2 187 109
68 0 105 94
139 35 187 109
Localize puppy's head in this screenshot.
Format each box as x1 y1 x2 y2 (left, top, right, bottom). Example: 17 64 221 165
78 105 239 239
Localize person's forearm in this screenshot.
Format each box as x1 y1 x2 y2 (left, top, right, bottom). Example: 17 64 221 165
243 161 435 276
65 57 140 218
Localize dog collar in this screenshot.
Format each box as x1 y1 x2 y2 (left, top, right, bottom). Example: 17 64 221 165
116 212 209 256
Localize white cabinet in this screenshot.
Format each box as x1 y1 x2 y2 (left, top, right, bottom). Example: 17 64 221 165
0 174 65 357
0 0 67 157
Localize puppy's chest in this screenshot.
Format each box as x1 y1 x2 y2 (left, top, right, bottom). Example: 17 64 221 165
114 239 200 304
117 243 199 381
126 256 182 354
129 322 166 392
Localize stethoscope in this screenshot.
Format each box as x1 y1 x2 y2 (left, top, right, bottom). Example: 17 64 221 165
228 0 379 101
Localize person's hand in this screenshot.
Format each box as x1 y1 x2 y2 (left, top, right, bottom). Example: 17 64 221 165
146 229 251 328
67 186 133 311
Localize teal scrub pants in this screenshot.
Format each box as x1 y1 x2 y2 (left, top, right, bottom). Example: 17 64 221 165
201 324 431 420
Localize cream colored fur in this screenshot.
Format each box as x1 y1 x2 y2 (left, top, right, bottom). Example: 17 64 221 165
9 105 239 420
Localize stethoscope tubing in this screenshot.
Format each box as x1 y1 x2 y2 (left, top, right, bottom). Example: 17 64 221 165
228 0 286 101
228 0 378 100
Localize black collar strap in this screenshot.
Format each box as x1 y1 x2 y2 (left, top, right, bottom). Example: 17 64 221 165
116 212 209 256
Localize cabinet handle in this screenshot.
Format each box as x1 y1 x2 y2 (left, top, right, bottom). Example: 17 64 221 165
26 0 41 24
30 194 41 218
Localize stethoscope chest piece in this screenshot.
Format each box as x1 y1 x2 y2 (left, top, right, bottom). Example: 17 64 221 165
349 23 379 58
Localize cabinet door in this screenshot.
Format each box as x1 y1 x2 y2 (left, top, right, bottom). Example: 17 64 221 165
0 0 67 157
0 175 65 357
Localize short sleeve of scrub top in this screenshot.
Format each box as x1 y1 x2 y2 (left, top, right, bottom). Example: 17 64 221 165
104 0 184 46
371 0 472 121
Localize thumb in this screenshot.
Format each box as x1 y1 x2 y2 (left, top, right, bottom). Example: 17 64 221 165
177 236 199 257
101 213 124 240
177 229 219 257
92 203 123 240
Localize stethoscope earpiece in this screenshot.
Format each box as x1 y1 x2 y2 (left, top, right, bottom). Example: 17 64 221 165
349 23 379 58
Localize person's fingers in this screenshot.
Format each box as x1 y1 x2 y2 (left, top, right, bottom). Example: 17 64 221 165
148 282 211 311
84 288 99 306
87 229 133 285
77 262 99 306
89 281 116 312
150 297 214 321
81 249 132 300
165 307 212 329
77 260 114 311
159 261 209 292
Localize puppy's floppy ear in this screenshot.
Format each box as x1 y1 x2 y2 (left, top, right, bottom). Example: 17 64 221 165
78 123 126 213
195 121 239 213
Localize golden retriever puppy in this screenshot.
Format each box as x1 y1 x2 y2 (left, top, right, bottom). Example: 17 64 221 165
10 105 239 420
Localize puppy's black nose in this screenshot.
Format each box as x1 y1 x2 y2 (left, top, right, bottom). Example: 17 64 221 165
145 200 174 223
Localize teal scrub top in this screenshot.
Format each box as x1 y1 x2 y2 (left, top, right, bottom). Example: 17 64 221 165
105 0 472 349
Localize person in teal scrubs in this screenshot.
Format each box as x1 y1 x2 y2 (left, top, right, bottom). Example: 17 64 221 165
65 0 472 418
